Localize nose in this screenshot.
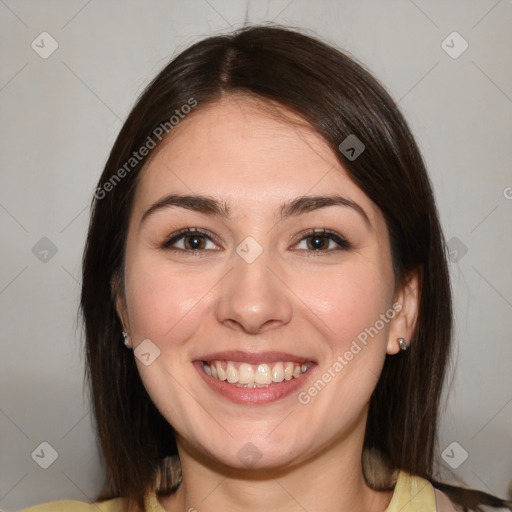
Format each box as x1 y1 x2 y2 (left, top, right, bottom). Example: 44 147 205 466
215 249 293 334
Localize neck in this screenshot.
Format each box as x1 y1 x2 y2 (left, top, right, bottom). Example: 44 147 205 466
159 436 393 512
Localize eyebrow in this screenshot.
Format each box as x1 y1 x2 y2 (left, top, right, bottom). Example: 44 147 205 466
280 195 370 226
141 194 230 223
141 193 371 226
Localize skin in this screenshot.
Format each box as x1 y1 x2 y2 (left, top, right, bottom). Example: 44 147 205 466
116 95 419 512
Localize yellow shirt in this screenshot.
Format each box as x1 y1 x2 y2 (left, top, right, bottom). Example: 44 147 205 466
21 470 458 512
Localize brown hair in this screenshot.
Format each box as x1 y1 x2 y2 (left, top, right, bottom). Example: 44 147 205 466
80 25 511 512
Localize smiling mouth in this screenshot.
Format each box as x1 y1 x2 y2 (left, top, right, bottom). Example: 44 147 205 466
201 360 313 387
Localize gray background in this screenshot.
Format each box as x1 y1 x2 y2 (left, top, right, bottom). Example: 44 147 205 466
1 0 511 510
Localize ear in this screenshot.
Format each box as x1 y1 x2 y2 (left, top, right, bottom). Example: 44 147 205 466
386 270 421 355
111 271 130 334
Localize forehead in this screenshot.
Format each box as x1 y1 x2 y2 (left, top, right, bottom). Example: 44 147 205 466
132 96 381 227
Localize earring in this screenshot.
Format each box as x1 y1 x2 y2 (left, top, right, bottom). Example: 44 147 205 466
122 331 131 349
397 337 407 352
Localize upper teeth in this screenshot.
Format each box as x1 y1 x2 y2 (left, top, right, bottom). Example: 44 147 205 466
203 361 312 387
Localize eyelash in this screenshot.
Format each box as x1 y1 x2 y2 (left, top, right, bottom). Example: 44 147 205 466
293 228 351 252
161 228 221 254
161 227 351 255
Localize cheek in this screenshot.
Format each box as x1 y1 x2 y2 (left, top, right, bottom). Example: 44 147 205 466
123 254 217 429
294 258 394 353
292 263 394 420
124 254 215 347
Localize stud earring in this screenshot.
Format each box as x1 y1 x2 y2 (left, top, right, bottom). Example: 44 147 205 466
122 331 131 349
397 337 407 352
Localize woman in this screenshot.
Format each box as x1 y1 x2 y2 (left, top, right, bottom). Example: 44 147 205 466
24 25 511 512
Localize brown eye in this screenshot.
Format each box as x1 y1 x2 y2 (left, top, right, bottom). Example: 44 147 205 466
293 229 351 253
162 228 220 253
306 235 331 251
183 234 207 250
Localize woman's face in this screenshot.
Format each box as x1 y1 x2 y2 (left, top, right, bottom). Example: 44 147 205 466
117 96 417 471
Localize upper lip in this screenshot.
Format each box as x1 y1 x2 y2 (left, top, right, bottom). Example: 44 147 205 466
195 350 315 365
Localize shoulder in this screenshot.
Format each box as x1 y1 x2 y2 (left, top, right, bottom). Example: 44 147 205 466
434 488 464 512
21 497 126 512
386 470 462 512
21 492 165 512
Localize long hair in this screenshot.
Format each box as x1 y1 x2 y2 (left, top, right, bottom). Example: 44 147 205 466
80 25 510 511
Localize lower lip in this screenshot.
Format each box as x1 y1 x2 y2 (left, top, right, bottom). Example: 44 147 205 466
194 362 314 405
